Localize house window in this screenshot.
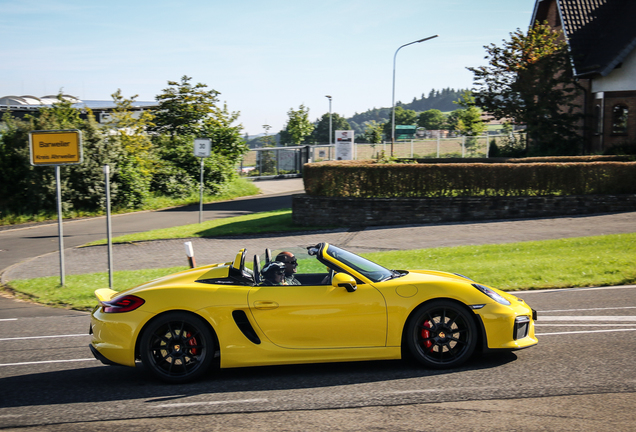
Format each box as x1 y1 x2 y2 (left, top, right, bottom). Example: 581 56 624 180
612 104 628 135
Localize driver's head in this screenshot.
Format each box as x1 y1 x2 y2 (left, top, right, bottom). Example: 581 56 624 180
261 261 286 284
276 251 298 275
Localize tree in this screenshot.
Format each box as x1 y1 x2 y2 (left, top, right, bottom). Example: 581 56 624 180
281 104 314 145
312 113 351 143
150 76 247 196
150 75 220 137
259 124 276 147
0 93 149 214
454 92 487 138
104 90 156 208
383 106 418 137
364 120 384 144
467 22 583 155
417 109 447 130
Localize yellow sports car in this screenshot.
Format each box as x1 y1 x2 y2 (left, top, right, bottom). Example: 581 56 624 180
90 243 538 383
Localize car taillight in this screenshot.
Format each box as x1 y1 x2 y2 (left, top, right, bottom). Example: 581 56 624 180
101 295 145 313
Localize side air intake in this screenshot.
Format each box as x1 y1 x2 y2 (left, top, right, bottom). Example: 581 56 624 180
232 310 261 344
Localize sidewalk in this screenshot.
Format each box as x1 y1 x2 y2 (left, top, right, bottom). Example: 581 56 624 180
4 211 636 282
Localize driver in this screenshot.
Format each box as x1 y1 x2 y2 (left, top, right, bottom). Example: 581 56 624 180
275 251 301 285
260 261 287 285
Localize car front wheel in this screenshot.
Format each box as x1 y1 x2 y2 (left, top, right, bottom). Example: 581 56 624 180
407 300 477 369
140 312 215 383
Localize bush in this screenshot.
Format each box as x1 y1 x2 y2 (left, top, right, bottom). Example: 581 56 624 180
303 159 636 198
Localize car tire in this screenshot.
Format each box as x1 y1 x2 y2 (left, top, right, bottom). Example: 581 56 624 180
139 312 215 383
406 300 477 369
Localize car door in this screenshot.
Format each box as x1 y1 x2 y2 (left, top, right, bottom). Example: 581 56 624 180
248 282 387 349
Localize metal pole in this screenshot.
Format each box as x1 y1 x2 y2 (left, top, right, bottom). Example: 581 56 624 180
326 95 332 144
199 158 204 224
104 165 113 289
392 35 438 157
55 165 65 286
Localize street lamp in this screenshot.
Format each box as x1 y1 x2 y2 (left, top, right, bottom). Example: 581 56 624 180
325 95 332 144
391 35 438 156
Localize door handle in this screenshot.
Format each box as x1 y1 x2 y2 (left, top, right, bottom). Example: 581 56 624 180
253 301 279 310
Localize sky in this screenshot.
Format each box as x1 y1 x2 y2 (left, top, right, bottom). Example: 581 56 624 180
0 0 536 136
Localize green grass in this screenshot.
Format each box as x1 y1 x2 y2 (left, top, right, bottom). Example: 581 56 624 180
85 209 335 245
6 267 188 310
6 233 635 311
0 177 260 226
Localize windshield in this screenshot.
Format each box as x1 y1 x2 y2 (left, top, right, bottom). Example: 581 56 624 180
325 245 394 283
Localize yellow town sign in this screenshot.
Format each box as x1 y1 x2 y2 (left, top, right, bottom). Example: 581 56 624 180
29 130 83 166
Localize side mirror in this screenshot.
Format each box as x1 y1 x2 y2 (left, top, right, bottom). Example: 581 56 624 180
332 272 357 293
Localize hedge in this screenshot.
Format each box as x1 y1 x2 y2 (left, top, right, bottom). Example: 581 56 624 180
303 159 636 198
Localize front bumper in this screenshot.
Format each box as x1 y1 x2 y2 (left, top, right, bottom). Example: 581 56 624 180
475 303 538 351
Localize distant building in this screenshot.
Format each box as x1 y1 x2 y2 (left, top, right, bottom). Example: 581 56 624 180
532 0 636 153
0 95 157 123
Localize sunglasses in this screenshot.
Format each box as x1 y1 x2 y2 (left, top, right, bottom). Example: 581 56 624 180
285 260 297 266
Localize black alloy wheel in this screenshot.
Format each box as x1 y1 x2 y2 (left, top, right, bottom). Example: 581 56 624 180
140 312 215 383
407 300 477 369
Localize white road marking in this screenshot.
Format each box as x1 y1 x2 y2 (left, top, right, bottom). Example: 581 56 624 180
538 316 636 321
152 398 268 408
0 358 96 367
0 318 18 322
535 323 636 326
0 333 88 341
539 306 636 313
516 285 636 294
536 328 636 336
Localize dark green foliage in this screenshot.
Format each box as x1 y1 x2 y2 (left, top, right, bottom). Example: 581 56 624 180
0 98 129 214
383 106 418 137
152 134 234 197
150 76 220 137
402 88 471 112
603 142 636 156
312 113 351 144
303 159 636 198
0 78 247 219
417 109 446 130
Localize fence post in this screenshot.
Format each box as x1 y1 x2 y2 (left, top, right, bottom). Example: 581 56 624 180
437 135 440 158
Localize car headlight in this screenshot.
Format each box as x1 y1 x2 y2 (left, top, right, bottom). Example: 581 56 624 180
472 283 511 306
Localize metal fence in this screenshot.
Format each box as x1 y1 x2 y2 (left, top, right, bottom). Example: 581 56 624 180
239 133 525 178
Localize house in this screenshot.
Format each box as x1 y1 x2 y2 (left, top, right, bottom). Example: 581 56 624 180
532 0 636 153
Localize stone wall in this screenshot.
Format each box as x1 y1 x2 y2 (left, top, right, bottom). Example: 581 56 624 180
292 194 636 227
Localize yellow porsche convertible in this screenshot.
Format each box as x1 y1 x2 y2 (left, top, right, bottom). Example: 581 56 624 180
90 243 537 383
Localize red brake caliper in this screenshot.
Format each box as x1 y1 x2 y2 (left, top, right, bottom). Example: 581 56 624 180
422 321 432 349
186 332 198 355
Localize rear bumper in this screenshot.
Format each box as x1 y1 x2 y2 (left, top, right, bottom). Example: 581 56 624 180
89 344 122 366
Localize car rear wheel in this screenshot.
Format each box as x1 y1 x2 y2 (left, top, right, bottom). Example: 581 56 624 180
140 312 214 383
407 300 477 369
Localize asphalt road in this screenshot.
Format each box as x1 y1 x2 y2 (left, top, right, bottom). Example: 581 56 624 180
1 179 635 430
0 285 634 431
0 179 303 317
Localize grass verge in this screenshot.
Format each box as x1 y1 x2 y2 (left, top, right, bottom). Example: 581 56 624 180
5 233 635 311
84 209 334 245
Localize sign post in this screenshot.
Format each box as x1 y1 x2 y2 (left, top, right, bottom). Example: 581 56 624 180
29 130 83 286
104 165 114 289
194 138 211 224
